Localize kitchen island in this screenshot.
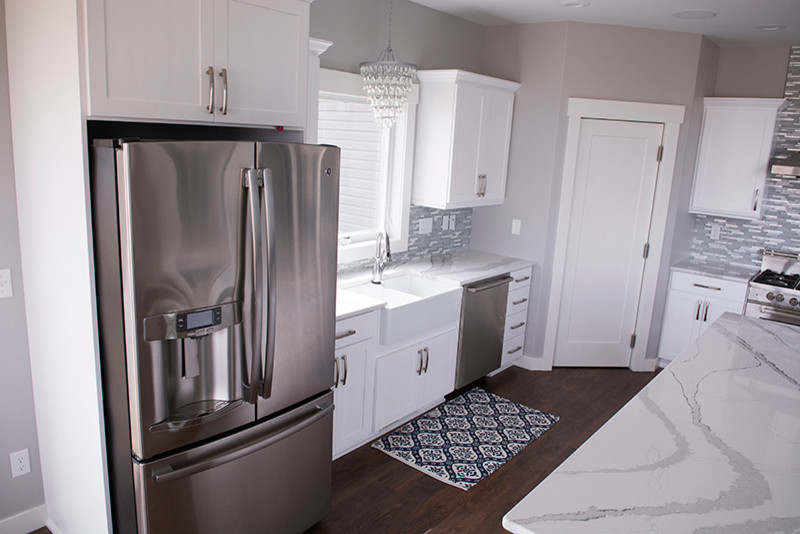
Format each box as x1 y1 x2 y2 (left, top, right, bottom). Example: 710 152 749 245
504 313 800 533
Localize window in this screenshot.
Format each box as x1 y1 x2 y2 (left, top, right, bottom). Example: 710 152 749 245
318 69 418 264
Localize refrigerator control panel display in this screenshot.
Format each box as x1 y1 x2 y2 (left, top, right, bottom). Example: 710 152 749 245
177 308 222 333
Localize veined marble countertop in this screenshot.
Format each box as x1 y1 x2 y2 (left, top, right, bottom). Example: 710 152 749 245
336 250 533 320
410 249 533 286
504 313 800 533
671 257 757 282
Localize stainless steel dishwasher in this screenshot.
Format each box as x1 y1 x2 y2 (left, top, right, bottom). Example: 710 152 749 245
455 274 513 388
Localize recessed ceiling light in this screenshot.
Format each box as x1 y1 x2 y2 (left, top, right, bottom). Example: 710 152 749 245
755 24 786 31
672 10 718 20
559 0 590 8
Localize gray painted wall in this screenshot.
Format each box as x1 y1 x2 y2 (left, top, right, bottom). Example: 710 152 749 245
311 0 485 74
472 22 717 361
0 0 45 522
715 46 790 98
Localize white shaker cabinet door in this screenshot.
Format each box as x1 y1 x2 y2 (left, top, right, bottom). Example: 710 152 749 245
372 344 422 432
690 98 783 219
658 290 704 362
332 339 370 457
418 329 458 408
212 0 308 128
447 83 484 205
479 89 515 204
85 0 215 122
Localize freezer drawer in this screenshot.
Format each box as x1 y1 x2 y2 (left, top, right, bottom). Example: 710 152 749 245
132 392 334 534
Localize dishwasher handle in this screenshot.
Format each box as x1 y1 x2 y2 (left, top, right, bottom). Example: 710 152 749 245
466 275 513 293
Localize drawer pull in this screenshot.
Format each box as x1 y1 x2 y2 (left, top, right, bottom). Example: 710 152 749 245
512 298 528 305
514 275 530 283
510 322 525 330
692 283 721 291
507 346 523 355
335 329 356 340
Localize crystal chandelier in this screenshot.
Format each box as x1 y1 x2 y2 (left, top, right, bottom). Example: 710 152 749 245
359 0 417 128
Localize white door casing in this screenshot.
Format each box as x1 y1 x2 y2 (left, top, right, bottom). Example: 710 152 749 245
543 98 685 371
554 119 664 367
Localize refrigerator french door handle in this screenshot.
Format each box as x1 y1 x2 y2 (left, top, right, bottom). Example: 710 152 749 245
152 400 334 485
259 169 278 400
243 168 266 404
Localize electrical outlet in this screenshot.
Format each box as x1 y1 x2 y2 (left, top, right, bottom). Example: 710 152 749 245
10 449 31 478
418 217 433 234
710 223 721 240
0 268 12 299
511 219 521 235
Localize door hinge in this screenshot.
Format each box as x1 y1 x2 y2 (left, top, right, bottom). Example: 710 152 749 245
630 334 637 349
656 145 664 162
643 242 650 259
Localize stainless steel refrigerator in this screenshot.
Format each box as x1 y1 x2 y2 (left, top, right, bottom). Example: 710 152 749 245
91 140 340 534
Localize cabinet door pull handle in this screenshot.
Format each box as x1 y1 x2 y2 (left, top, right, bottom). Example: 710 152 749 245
335 329 356 340
512 298 528 305
423 347 430 373
695 300 702 320
417 349 424 375
507 346 523 355
219 68 228 115
510 322 525 330
514 276 530 283
752 188 760 211
333 356 340 388
206 66 215 113
703 302 710 322
341 354 348 386
692 283 721 291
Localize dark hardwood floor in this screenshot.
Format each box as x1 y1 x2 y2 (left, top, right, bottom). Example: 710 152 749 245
307 366 659 534
27 366 658 534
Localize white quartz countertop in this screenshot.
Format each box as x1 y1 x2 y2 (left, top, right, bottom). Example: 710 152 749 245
503 313 800 533
671 258 757 282
336 250 533 320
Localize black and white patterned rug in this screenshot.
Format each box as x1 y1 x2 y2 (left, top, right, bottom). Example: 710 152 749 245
372 387 559 490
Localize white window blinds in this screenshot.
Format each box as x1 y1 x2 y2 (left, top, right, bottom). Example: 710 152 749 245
318 97 387 244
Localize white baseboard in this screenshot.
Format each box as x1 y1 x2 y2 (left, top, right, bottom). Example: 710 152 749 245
513 354 552 371
0 504 46 534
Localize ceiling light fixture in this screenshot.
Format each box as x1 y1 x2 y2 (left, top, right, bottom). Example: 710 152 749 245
672 9 718 20
359 0 417 128
559 0 590 7
755 24 785 31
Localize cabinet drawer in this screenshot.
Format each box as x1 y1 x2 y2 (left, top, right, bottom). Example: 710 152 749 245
504 310 527 340
506 287 530 316
335 311 376 349
501 334 525 365
669 271 748 303
509 267 532 290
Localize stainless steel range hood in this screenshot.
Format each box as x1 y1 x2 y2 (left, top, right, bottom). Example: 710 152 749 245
771 152 800 176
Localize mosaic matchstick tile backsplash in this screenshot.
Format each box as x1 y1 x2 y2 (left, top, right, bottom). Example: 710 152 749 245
337 205 472 274
690 46 800 268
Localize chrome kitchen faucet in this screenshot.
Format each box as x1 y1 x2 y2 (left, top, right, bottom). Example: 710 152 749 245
371 231 391 284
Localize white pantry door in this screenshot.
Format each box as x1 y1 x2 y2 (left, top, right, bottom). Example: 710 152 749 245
554 119 664 367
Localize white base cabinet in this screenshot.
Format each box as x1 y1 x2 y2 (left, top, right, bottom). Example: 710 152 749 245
689 98 784 219
85 0 309 128
412 70 519 209
373 327 458 432
332 311 376 458
501 267 532 368
658 271 747 363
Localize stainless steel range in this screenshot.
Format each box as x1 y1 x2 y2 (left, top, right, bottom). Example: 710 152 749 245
745 249 800 326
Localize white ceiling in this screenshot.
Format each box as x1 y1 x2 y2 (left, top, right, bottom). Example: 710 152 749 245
408 0 800 47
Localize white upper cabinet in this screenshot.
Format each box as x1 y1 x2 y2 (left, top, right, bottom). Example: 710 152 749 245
412 70 519 209
689 98 784 219
84 0 309 128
